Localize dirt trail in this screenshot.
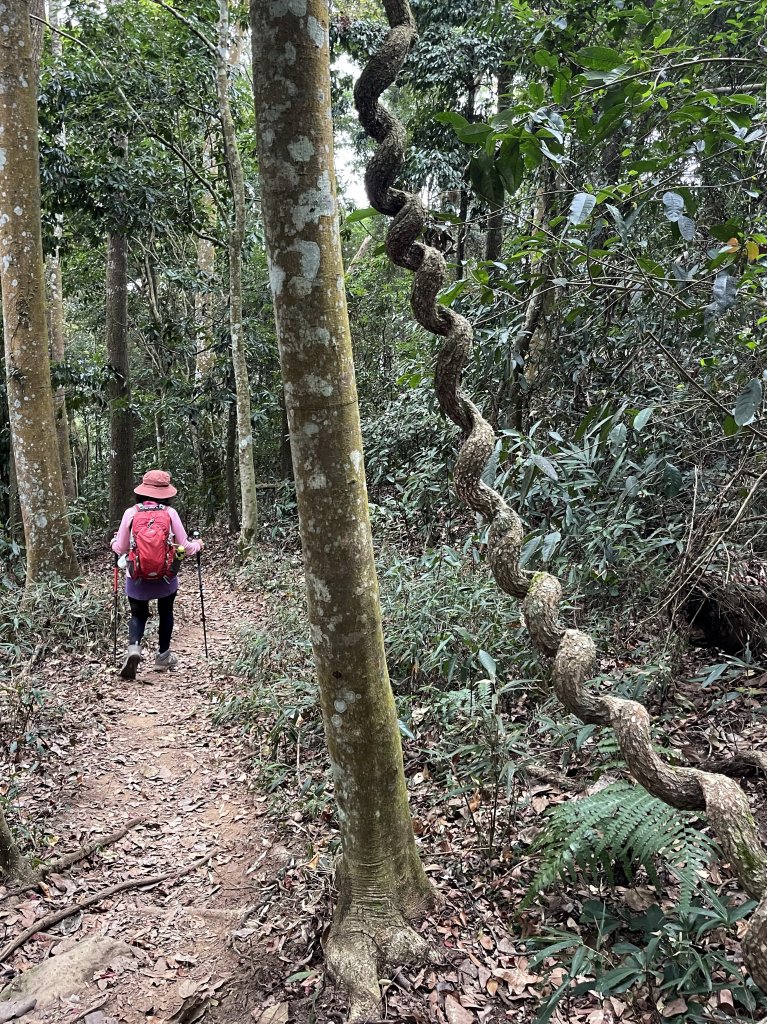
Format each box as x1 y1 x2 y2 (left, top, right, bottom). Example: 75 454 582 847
1 568 293 1024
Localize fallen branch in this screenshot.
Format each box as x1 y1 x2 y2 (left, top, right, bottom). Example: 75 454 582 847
0 851 214 963
40 815 148 878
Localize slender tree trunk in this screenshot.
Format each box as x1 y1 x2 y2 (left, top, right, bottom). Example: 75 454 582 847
485 66 510 264
216 0 258 555
47 254 76 500
0 0 79 584
106 231 133 528
195 136 217 383
225 400 239 534
251 2 433 1016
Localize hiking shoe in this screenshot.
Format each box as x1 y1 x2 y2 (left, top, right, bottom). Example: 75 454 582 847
154 650 178 672
119 644 143 680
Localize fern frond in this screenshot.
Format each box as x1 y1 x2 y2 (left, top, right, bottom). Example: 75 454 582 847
522 781 719 912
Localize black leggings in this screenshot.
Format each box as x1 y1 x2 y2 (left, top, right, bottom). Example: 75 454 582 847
128 594 176 653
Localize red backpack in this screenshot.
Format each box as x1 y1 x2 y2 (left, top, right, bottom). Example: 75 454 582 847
128 503 176 581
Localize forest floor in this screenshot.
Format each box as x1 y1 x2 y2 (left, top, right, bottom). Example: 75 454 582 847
2 550 767 1024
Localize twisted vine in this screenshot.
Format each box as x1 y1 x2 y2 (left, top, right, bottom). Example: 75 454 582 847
355 0 767 991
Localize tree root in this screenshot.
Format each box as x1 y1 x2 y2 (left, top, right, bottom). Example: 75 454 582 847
325 909 439 1022
0 850 213 963
2 814 148 894
40 814 149 879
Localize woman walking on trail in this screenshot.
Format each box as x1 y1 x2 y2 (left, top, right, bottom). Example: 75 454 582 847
111 470 203 679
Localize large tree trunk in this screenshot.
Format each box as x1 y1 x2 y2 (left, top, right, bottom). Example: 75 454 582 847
251 2 434 1017
216 1 258 555
106 231 133 529
0 0 79 584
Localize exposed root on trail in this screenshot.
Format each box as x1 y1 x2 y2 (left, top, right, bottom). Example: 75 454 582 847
0 850 214 964
355 0 767 992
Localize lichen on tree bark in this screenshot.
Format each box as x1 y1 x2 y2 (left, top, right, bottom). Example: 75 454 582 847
355 0 767 992
0 0 79 584
250 0 434 1016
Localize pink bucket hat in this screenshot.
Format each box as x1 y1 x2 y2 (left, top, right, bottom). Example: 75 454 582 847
135 469 177 499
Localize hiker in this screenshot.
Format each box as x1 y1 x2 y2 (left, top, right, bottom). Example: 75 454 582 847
111 470 203 679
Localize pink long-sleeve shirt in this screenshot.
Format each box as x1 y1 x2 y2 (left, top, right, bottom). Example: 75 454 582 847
111 503 201 600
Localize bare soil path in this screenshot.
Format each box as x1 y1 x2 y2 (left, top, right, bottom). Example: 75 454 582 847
1 567 296 1024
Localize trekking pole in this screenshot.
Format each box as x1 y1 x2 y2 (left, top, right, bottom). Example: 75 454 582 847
112 552 119 666
192 531 208 658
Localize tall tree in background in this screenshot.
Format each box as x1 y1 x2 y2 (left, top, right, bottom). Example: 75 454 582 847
215 0 258 554
251 0 434 1015
106 221 133 528
46 0 76 500
0 0 79 583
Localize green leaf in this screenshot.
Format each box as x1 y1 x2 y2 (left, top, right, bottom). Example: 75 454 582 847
709 220 741 242
531 453 558 480
633 407 653 431
677 215 696 241
729 94 759 106
662 191 684 223
733 378 762 426
722 414 740 437
576 46 624 71
711 272 738 314
496 140 523 197
552 74 570 104
541 531 561 561
663 462 683 496
456 122 493 145
653 28 672 47
397 718 415 741
343 207 377 225
434 111 470 132
569 192 596 225
477 649 497 678
529 82 545 105
469 151 504 207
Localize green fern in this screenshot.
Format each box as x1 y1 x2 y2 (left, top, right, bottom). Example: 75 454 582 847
522 781 718 914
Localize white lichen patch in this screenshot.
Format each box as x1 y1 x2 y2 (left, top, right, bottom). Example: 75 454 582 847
0 148 5 170
292 171 334 230
350 449 363 474
334 698 347 714
306 15 325 48
288 136 314 162
302 421 319 436
268 257 286 297
307 470 327 489
304 373 333 397
288 239 321 297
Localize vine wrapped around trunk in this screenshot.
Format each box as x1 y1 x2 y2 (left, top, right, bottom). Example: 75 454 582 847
354 0 767 992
